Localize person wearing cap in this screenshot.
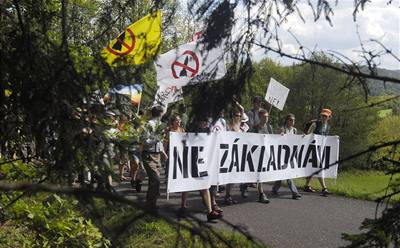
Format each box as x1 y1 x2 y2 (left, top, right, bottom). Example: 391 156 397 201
246 96 263 130
272 113 302 199
304 108 333 196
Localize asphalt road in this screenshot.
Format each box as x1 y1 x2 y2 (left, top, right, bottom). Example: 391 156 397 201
115 177 382 248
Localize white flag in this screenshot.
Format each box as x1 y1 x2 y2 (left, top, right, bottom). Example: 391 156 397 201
153 85 183 108
156 41 226 88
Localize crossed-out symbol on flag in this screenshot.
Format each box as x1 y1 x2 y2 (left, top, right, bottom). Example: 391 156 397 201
107 28 136 56
171 50 200 79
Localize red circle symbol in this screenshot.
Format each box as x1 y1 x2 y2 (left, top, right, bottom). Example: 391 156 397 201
171 50 200 79
106 28 136 56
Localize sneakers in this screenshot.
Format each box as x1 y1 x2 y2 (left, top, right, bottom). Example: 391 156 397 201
224 196 238 205
207 210 223 222
240 184 248 198
303 186 316 193
321 188 330 197
212 204 223 214
292 193 302 200
258 193 270 204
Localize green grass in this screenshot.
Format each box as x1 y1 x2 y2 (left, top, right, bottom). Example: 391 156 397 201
97 201 266 248
116 216 264 248
377 109 393 118
294 170 400 202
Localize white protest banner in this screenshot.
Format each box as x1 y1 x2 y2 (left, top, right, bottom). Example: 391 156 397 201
167 132 217 193
153 85 183 108
168 131 339 193
265 78 290 111
156 40 226 88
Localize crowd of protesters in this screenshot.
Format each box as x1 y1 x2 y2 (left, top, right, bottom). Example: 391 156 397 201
106 97 333 222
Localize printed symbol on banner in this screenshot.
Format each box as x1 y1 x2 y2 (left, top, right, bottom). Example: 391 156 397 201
171 50 200 79
211 124 222 132
106 28 136 56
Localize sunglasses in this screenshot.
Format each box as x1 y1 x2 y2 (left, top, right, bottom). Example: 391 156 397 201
234 114 242 117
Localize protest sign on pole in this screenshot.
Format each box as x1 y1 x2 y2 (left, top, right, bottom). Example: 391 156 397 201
168 131 340 193
156 40 226 88
265 78 290 111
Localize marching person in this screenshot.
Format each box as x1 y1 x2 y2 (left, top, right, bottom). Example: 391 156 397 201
140 106 167 212
246 96 263 130
247 109 271 204
130 110 146 192
225 101 249 205
272 113 302 199
163 113 185 178
116 115 130 181
303 108 333 197
209 108 227 211
177 116 223 221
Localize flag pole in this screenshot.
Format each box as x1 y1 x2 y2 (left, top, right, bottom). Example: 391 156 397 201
136 92 142 115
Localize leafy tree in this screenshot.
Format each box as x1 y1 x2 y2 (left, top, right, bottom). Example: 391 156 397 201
1 0 400 246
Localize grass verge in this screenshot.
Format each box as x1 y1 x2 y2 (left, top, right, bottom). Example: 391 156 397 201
293 169 400 202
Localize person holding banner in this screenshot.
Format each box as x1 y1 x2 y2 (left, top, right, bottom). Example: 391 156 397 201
163 113 183 189
272 114 302 199
167 114 222 221
140 106 167 212
225 102 249 205
210 108 227 209
303 108 333 197
247 109 271 204
191 117 224 221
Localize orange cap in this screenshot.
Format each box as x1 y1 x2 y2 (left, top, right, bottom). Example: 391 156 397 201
320 108 332 117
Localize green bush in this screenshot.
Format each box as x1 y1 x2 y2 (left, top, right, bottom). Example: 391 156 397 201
0 193 110 248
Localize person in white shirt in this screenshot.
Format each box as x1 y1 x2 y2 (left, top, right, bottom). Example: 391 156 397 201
272 113 301 199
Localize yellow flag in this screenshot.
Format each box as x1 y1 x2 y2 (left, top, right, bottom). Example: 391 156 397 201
102 10 161 66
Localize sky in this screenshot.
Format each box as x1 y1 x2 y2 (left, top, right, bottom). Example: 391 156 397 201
248 0 400 70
